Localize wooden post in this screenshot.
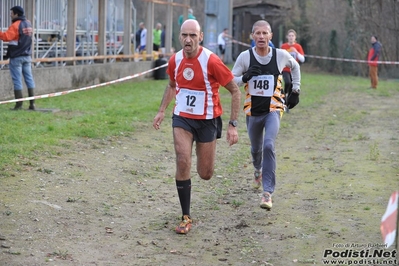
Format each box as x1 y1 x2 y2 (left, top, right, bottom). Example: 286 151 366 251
123 0 132 60
24 0 35 60
66 0 77 65
98 0 107 63
165 0 173 57
145 1 154 59
183 0 189 21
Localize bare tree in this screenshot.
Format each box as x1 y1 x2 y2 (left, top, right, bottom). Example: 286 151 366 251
281 0 399 78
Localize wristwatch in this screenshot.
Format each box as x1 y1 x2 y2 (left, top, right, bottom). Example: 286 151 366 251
228 120 238 127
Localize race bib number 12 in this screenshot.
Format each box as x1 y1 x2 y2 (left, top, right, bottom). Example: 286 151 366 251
176 88 205 115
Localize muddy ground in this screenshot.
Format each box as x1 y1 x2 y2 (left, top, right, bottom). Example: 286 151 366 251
1 75 398 266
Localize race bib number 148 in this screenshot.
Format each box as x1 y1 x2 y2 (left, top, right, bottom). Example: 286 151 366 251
248 75 274 97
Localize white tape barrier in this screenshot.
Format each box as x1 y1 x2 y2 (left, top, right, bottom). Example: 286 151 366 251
0 63 168 105
228 39 399 65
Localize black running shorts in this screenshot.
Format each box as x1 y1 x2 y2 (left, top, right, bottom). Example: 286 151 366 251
172 115 222 143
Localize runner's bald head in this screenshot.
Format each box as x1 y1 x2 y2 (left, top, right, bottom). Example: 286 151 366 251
181 19 201 32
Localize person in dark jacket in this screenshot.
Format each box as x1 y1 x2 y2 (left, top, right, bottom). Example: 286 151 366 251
134 22 143 52
367 35 382 89
0 6 36 110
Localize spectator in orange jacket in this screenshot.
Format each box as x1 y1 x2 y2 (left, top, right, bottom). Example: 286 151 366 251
368 35 382 89
0 6 36 110
280 29 305 110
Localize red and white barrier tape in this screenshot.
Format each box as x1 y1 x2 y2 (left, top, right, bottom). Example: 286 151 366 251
303 55 399 65
229 39 399 65
229 39 251 48
0 63 168 105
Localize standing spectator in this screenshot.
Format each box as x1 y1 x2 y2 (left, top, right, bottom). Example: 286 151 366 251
153 23 162 52
139 22 147 53
134 22 143 52
178 8 196 27
280 29 305 109
231 20 301 210
368 35 382 89
0 6 36 110
217 28 229 62
152 19 241 234
160 24 166 51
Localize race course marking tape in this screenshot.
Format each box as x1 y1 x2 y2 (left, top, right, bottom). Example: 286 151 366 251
0 63 168 105
304 54 399 65
229 39 399 65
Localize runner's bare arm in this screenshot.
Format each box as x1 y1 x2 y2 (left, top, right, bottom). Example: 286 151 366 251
153 80 176 130
224 80 241 146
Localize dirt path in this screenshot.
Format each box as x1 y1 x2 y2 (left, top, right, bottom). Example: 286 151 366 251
1 80 398 266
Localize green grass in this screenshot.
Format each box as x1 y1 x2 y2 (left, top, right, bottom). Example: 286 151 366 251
0 80 169 171
0 71 398 173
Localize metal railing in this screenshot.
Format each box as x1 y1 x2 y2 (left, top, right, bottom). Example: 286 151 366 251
1 0 130 68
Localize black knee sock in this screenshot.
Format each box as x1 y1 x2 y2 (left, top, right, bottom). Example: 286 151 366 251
176 179 191 217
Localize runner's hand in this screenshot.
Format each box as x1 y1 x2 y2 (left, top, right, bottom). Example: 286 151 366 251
226 128 238 146
286 92 299 109
153 112 164 130
242 65 262 83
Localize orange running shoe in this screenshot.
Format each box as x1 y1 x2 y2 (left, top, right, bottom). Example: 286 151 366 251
175 215 192 234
